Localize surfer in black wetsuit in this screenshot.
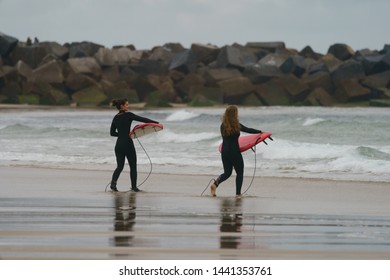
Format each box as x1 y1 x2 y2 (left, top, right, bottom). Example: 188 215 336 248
210 105 262 197
110 98 159 192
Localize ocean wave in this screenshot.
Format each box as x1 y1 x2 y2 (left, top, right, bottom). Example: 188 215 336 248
165 110 200 122
157 130 219 143
260 139 346 160
302 117 326 126
0 123 104 138
357 146 390 161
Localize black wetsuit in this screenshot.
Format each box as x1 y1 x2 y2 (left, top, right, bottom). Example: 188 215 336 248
110 110 158 189
217 123 261 195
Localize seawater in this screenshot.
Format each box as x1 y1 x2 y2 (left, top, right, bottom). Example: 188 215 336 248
0 106 389 182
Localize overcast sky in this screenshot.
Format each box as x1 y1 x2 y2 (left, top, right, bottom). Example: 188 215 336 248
0 0 389 54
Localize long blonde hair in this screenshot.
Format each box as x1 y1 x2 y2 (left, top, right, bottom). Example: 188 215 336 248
222 105 240 136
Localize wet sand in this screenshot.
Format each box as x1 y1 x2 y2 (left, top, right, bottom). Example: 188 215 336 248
1 165 390 259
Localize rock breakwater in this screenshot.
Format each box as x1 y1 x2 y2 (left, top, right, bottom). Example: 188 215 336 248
1 32 389 107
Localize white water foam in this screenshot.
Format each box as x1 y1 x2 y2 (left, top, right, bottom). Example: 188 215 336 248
165 110 200 122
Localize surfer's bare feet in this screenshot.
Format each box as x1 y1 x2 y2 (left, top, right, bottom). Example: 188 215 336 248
210 181 217 197
131 187 141 192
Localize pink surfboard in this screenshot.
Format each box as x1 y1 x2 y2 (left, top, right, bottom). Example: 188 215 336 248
219 132 273 153
129 123 164 139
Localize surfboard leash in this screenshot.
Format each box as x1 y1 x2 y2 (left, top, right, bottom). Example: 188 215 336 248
200 178 216 197
242 145 257 195
134 136 153 188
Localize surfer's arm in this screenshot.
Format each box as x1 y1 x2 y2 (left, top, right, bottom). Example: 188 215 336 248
240 123 262 134
110 122 118 137
131 113 159 124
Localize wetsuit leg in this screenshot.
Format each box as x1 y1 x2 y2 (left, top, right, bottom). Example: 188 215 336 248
112 147 126 182
126 142 137 189
217 152 233 185
232 153 244 195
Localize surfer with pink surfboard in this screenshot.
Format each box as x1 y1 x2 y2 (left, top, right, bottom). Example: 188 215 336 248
210 105 267 197
109 98 161 192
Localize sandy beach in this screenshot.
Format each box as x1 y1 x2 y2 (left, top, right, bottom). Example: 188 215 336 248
1 165 389 260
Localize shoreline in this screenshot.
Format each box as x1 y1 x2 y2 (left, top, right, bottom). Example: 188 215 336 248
3 163 390 184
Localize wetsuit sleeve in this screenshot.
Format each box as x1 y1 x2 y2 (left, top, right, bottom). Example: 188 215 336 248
131 113 159 124
240 123 262 134
110 121 118 137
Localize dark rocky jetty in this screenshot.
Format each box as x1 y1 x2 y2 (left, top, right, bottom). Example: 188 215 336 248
1 32 389 107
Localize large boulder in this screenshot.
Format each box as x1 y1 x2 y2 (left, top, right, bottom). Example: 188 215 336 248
305 87 336 106
94 47 132 66
1 65 18 82
11 45 48 69
0 57 3 84
362 70 390 87
203 68 242 86
65 72 99 91
275 74 310 101
331 60 366 81
243 64 284 84
0 32 18 57
24 81 69 105
334 79 372 102
255 80 291 106
38 41 69 60
132 59 170 75
163 43 185 53
361 70 390 91
101 65 121 83
30 60 64 84
302 70 334 94
245 42 286 52
258 53 289 69
190 86 224 104
319 53 342 72
299 45 323 60
146 74 176 101
71 85 107 106
0 81 22 103
67 57 101 78
327 43 355 61
381 51 390 67
217 45 257 70
144 90 172 107
15 60 33 80
103 81 139 103
304 88 336 106
360 54 390 75
169 50 197 73
280 55 306 77
149 46 174 63
217 76 254 99
67 41 103 58
190 43 220 65
241 93 264 106
175 73 205 100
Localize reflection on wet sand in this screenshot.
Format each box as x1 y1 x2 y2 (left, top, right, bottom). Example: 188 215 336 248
219 198 243 249
111 192 137 257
